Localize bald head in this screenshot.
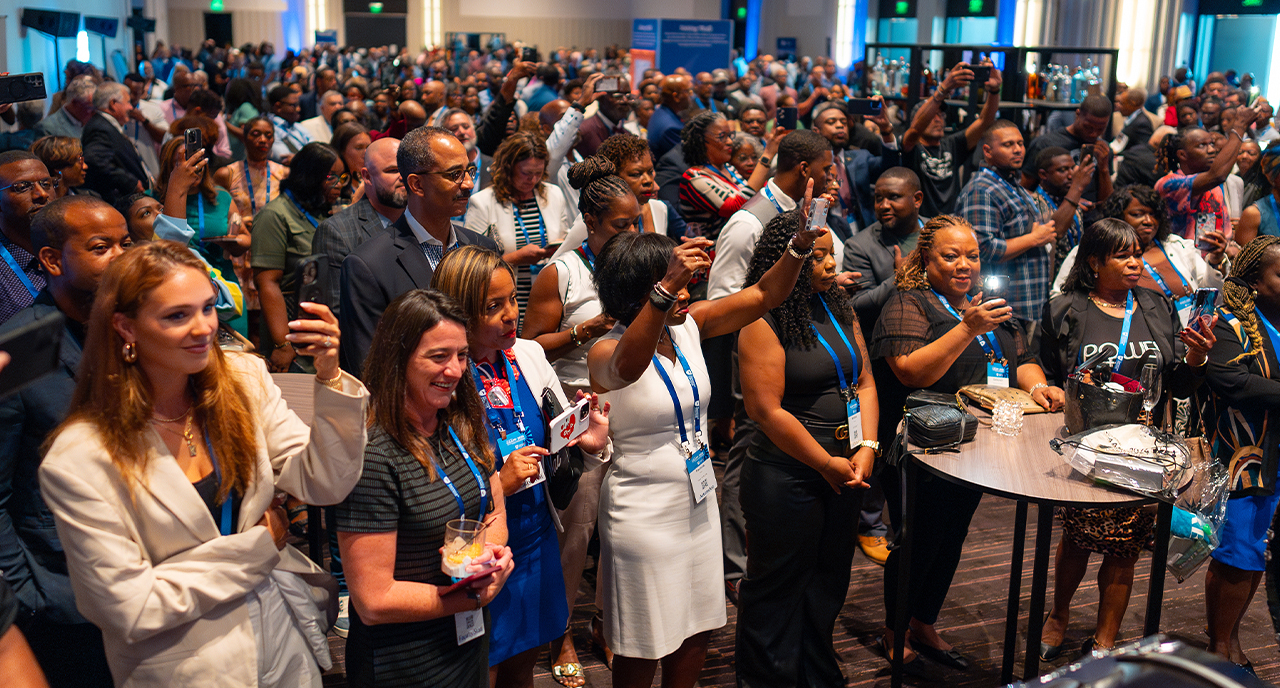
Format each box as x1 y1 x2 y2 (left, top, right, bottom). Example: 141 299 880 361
32 196 130 313
661 75 692 111
362 137 407 212
399 100 427 130
539 99 571 132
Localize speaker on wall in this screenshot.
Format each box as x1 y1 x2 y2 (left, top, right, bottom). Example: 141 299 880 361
20 9 81 38
84 16 119 38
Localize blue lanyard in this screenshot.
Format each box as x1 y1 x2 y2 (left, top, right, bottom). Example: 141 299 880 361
810 296 859 398
696 96 717 113
1036 188 1082 245
576 240 595 270
0 242 37 298
1142 241 1192 298
932 290 1005 361
651 328 703 453
984 168 1037 216
761 185 785 213
471 354 527 437
1257 308 1280 356
1082 290 1136 366
205 436 235 537
472 156 483 187
1268 194 1279 225
709 164 747 188
513 203 546 247
244 160 271 214
284 190 319 228
196 194 206 238
432 427 489 520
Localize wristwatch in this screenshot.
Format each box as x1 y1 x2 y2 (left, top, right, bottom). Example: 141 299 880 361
858 440 882 457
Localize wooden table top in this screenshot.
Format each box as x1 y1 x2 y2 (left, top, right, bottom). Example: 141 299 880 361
908 411 1152 507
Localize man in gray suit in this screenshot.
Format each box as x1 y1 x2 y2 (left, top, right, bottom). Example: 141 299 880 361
312 137 406 316
843 167 926 342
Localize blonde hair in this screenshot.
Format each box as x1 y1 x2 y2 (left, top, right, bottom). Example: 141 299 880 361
431 245 517 326
895 215 974 291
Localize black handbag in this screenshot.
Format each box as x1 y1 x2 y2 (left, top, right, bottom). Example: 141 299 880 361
1064 375 1144 435
904 389 978 452
539 388 584 510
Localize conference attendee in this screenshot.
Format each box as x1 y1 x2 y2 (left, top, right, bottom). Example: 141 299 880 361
728 132 760 181
649 75 693 160
442 108 493 192
737 104 768 141
1155 109 1258 245
0 196 130 687
331 122 372 207
1236 140 1266 210
121 72 168 179
1236 148 1280 245
29 136 89 199
313 137 405 315
268 85 315 164
957 121 1058 328
299 68 337 121
224 78 266 161
811 100 900 232
679 111 782 241
33 77 94 140
901 61 1001 216
1200 96 1225 135
586 218 822 688
185 88 233 160
1037 218 1214 660
82 83 151 205
298 91 345 144
1053 185 1226 321
335 288 513 687
1031 146 1096 263
433 246 610 687
844 167 927 342
1112 87 1155 155
1023 95 1115 204
226 116 289 226
252 142 344 371
422 81 451 128
1200 236 1280 671
873 216 1063 673
525 65 563 114
464 132 570 317
575 75 634 158
339 126 499 376
735 210 877 688
158 69 196 124
0 151 53 323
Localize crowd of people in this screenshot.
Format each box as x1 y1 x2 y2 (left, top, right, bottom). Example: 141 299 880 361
0 35 1277 688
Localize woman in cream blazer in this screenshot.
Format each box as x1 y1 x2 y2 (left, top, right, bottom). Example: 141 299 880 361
39 242 368 688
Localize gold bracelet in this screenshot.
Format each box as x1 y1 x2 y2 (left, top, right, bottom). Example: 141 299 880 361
570 324 582 347
273 341 290 350
317 371 343 390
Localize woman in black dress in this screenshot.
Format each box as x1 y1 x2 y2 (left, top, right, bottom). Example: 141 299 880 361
735 210 879 687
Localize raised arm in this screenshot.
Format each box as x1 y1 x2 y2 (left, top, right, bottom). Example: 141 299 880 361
964 64 1002 150
904 62 973 152
1191 105 1257 197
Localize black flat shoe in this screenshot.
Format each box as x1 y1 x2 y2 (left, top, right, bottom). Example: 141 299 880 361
1040 641 1066 662
876 636 942 681
910 637 972 670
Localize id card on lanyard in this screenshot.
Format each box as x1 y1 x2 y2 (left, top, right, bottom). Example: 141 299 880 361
652 329 715 503
933 290 1009 386
472 355 546 492
1143 242 1195 325
810 297 863 448
433 427 490 645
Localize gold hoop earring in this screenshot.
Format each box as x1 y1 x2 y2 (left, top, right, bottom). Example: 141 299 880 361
122 341 137 363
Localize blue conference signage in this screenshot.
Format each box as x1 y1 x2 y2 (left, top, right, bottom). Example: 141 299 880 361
776 37 796 56
314 30 338 44
631 18 734 74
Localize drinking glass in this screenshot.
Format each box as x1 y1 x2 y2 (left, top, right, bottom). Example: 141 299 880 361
992 399 1024 437
1140 363 1161 425
442 518 486 578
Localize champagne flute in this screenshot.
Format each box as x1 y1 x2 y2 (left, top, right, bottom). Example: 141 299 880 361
1139 363 1161 425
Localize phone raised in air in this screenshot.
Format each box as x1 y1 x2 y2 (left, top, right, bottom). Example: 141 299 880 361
292 255 329 319
970 65 992 85
597 77 620 93
0 73 46 106
847 98 883 117
775 106 798 130
982 274 1009 301
184 127 203 160
521 47 537 63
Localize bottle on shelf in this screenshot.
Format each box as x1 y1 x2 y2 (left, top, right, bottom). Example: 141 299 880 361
1086 58 1102 98
922 66 936 97
1025 61 1039 101
870 53 886 96
899 59 910 98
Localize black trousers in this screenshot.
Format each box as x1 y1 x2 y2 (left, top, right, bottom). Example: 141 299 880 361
735 449 862 688
17 615 113 688
881 466 983 627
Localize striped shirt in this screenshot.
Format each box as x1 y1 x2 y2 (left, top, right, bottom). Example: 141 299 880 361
512 198 543 319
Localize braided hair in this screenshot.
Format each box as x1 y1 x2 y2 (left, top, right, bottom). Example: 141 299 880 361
895 215 972 291
567 155 632 217
1156 130 1188 176
1223 236 1280 364
680 110 726 167
743 210 854 350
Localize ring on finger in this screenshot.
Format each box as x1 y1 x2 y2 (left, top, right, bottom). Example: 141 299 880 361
323 336 332 348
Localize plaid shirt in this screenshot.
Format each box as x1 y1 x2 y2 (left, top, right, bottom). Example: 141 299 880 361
958 168 1051 322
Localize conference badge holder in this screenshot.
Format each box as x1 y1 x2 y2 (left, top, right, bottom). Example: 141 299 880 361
684 439 715 504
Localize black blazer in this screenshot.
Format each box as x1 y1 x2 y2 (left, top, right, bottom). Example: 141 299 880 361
1117 113 1154 153
82 113 149 205
312 197 393 316
339 214 498 376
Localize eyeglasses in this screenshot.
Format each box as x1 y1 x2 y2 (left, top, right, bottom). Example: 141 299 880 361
0 178 56 195
324 172 351 186
706 131 733 143
423 164 478 184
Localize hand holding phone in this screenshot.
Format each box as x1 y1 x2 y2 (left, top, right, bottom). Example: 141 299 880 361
184 128 203 161
775 106 798 130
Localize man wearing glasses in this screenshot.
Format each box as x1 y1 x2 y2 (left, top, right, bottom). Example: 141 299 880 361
574 74 634 158
338 127 498 375
0 152 53 324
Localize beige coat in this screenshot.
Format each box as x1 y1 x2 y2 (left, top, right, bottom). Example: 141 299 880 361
39 353 368 687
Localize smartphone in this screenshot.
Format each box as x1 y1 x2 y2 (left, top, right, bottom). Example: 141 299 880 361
775 106 798 130
439 563 504 595
543 241 563 252
0 73 46 106
982 274 1009 301
292 255 328 318
1188 287 1219 334
848 98 883 116
970 66 992 85
521 47 537 63
183 127 202 160
597 76 620 93
805 197 830 232
0 311 64 399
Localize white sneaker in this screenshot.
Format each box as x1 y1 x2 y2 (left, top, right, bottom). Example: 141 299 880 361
334 594 349 638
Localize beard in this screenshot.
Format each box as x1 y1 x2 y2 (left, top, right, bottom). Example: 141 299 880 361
375 184 409 209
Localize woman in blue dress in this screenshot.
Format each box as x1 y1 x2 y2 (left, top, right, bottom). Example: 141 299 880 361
433 246 611 687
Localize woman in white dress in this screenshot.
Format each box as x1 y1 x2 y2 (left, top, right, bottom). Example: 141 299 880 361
586 202 824 688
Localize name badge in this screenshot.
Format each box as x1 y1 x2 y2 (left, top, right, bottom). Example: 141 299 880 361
497 431 546 493
846 395 863 448
987 360 1010 388
455 609 484 645
482 378 515 409
685 445 716 504
1175 295 1195 328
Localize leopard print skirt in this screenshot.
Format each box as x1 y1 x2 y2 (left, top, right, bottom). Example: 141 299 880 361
1058 506 1156 559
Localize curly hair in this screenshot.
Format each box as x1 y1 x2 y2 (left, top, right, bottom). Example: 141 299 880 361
680 110 726 167
895 215 973 290
743 209 855 350
1223 236 1280 364
567 155 632 218
490 132 548 205
1097 184 1171 243
596 133 651 171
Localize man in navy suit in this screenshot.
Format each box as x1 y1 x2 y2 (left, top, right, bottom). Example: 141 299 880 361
82 82 151 205
0 195 131 686
648 75 693 160
812 100 900 232
340 127 498 376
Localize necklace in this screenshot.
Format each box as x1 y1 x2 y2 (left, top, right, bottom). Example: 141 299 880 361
152 405 192 424
152 407 198 458
1090 294 1126 309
